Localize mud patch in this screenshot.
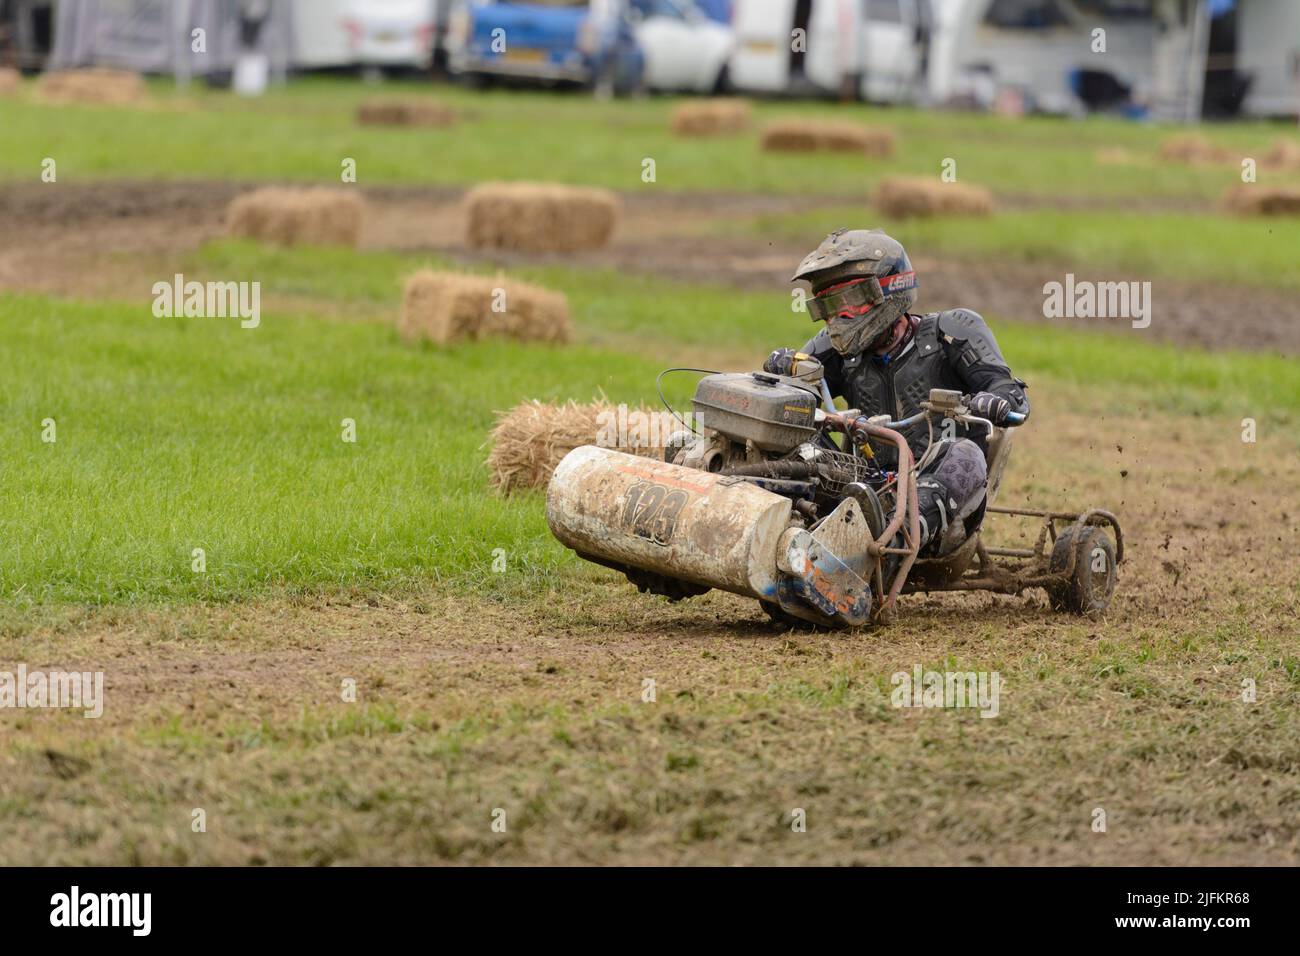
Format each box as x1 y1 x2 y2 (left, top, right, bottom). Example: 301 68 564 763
0 180 238 299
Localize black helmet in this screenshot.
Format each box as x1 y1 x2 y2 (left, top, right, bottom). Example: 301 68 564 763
791 229 918 356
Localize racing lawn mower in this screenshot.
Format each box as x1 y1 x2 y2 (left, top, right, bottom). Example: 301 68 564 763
545 367 1122 628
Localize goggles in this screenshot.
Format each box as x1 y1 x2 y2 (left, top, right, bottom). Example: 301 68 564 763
807 271 916 322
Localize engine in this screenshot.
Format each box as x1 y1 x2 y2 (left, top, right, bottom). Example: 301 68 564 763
672 371 821 471
669 371 882 522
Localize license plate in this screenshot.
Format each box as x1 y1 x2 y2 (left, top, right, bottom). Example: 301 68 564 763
374 30 401 42
743 39 778 53
502 48 545 63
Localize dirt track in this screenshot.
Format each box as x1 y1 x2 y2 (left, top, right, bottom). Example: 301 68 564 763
2 378 1296 865
4 180 1299 355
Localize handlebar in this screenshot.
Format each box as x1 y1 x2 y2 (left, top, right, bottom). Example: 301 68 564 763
882 409 1025 431
821 405 1026 436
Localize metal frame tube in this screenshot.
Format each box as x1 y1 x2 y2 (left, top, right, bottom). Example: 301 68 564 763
858 421 919 613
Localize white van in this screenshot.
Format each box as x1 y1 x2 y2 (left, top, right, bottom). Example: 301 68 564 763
291 0 438 71
728 0 931 103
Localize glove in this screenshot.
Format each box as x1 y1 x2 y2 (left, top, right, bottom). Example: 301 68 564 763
763 347 799 377
967 391 1012 425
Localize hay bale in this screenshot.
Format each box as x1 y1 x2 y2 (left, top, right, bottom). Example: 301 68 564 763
760 121 838 152
1158 133 1229 166
1263 137 1300 171
873 176 994 218
35 68 146 105
399 269 572 346
226 187 364 247
670 98 752 136
1094 147 1133 166
0 67 21 96
356 97 457 128
464 182 620 253
1222 185 1300 217
759 120 895 158
486 399 664 495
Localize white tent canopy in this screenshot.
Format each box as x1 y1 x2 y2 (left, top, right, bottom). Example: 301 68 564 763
48 0 293 80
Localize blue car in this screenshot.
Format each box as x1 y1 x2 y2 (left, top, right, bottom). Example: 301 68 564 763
446 0 644 95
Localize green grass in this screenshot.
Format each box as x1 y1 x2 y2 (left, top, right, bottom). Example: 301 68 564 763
2 75 1297 199
2 239 1297 605
0 290 669 604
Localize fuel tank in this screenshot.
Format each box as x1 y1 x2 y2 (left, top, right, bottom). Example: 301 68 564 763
545 445 794 599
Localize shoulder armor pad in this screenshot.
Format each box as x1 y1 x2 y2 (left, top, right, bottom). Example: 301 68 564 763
937 308 1007 368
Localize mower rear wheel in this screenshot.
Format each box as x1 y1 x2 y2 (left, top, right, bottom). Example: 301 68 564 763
1046 524 1116 616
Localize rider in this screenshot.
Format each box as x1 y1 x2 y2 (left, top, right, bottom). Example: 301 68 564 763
764 228 1030 556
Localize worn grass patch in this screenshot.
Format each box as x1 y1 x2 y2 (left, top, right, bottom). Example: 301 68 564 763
1 578 1296 865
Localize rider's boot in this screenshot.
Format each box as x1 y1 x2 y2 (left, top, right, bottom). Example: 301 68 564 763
915 476 954 556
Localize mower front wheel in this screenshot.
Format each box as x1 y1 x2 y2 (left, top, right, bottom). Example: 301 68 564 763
1046 524 1116 616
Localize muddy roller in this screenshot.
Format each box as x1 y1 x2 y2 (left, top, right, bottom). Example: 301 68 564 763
545 445 793 600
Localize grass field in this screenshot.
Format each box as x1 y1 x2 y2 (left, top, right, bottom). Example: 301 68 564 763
4 244 1296 605
2 75 1298 201
1 78 1298 865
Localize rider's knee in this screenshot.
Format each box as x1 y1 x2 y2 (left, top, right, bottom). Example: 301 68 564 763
931 438 988 499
